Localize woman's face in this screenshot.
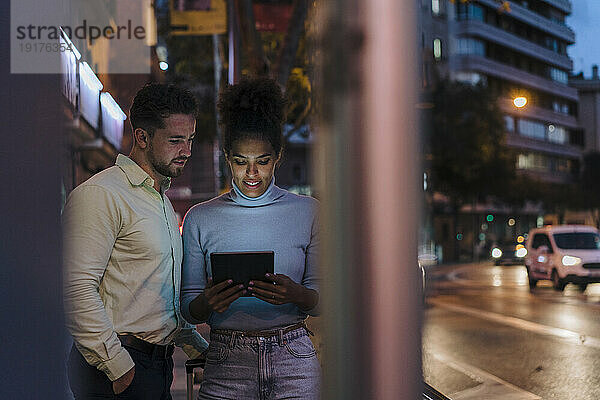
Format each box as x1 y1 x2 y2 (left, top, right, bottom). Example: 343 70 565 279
226 138 280 198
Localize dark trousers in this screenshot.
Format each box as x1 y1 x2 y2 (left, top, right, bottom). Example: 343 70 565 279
67 345 174 400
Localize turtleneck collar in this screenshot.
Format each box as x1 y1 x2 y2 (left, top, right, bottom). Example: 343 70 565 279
229 177 283 207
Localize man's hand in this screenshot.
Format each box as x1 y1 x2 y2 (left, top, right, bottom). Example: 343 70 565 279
204 278 246 313
112 366 135 395
247 273 318 311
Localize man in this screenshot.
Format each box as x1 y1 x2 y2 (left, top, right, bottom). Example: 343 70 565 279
63 83 208 399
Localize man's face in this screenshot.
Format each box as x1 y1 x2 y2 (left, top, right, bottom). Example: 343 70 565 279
147 114 196 179
226 138 280 198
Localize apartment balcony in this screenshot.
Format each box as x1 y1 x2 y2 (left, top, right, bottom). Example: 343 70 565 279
453 54 578 100
542 0 572 14
477 0 575 43
505 132 583 158
454 20 572 70
517 169 577 184
498 99 578 129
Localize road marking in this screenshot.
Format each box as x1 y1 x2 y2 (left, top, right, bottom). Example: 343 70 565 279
431 352 541 400
428 299 600 350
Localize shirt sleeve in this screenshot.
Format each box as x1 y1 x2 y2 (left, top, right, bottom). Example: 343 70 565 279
301 200 320 316
173 322 209 359
181 208 209 324
62 184 134 381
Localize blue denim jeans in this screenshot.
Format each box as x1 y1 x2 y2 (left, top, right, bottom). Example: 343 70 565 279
198 325 320 400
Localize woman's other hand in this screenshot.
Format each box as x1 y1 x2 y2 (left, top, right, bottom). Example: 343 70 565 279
248 273 318 311
190 278 246 320
205 277 247 313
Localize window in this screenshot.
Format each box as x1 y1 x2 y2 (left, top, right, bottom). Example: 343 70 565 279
552 101 569 115
470 4 485 21
545 37 558 52
431 0 440 16
433 38 442 60
549 67 568 84
504 115 514 132
456 3 485 22
548 9 566 26
554 233 600 250
456 38 485 56
547 124 567 144
532 234 551 250
454 71 486 86
518 119 545 140
517 153 546 171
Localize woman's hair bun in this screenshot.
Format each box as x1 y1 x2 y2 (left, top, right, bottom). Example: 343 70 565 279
218 77 287 155
218 77 286 129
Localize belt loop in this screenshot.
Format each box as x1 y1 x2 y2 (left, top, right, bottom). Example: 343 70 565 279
228 332 237 349
278 328 284 346
303 321 314 336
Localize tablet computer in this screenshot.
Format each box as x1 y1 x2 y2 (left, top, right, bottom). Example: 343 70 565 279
210 251 274 296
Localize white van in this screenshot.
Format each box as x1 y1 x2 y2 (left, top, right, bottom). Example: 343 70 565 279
525 225 600 291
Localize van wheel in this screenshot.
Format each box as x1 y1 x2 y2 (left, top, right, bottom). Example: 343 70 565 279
578 283 588 292
526 267 537 290
551 270 566 291
528 277 538 290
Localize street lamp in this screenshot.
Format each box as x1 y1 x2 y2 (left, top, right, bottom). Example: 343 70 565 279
513 96 527 108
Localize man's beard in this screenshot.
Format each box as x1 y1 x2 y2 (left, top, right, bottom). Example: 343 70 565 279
148 148 184 178
153 160 181 178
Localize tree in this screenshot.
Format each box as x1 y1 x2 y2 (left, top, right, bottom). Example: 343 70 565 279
427 81 516 261
581 151 600 227
237 0 310 88
429 80 515 206
237 0 314 130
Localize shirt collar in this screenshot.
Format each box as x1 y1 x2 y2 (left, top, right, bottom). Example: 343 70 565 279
229 177 283 207
115 154 171 192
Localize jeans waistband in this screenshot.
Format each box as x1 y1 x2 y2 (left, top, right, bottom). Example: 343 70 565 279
210 321 313 347
211 320 311 338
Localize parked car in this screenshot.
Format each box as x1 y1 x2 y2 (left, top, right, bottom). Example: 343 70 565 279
525 225 600 291
490 240 527 265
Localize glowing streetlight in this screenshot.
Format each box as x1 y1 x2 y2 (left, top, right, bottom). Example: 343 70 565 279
513 96 527 108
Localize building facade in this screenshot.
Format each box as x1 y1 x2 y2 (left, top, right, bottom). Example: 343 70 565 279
570 66 600 153
419 0 582 261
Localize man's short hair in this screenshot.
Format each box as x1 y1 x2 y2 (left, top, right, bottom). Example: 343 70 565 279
129 83 198 136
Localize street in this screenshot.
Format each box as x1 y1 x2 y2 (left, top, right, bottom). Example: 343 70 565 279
423 261 600 400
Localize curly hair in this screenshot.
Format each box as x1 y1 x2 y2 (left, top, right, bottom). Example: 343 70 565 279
129 83 198 136
217 77 286 155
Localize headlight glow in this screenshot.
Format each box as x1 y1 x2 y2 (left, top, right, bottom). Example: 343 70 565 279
562 255 582 266
492 248 502 258
516 247 527 258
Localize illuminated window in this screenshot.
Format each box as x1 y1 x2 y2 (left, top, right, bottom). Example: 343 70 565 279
547 124 568 144
432 0 440 15
456 38 485 56
549 67 568 84
454 71 486 85
433 38 442 60
518 119 545 141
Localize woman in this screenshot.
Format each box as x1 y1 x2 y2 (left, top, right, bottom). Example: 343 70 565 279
181 77 320 399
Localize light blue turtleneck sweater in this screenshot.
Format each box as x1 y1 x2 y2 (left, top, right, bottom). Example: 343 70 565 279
181 180 320 330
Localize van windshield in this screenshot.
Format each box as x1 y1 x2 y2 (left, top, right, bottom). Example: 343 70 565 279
553 232 600 250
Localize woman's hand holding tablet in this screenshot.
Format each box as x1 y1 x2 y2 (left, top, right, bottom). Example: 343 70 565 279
203 277 246 313
248 273 319 311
